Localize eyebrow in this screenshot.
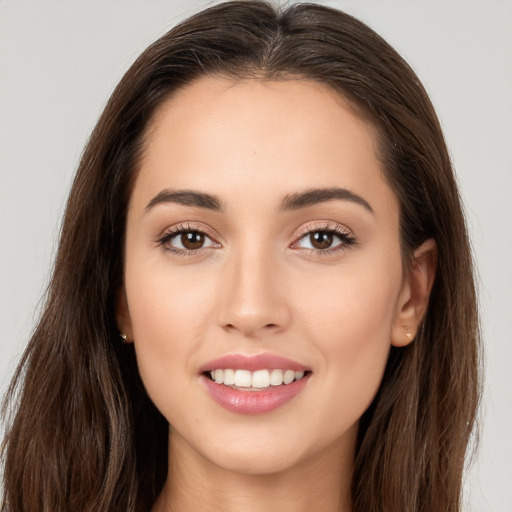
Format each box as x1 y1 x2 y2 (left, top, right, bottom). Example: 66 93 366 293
280 187 374 214
145 186 373 214
145 189 225 212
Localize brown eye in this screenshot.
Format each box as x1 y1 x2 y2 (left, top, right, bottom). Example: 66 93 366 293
310 231 334 249
181 231 205 250
159 227 219 254
293 225 355 254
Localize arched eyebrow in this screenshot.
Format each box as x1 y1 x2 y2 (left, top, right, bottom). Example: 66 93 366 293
145 187 373 214
145 189 225 212
280 187 374 214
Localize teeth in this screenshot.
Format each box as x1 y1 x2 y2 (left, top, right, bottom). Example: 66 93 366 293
270 369 283 386
234 369 252 387
209 369 307 389
223 368 235 385
283 369 295 384
252 369 271 388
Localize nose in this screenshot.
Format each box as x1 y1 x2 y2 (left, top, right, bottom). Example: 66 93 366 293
217 244 291 338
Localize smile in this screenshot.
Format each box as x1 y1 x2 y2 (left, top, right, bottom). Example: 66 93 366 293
208 368 306 389
200 353 312 414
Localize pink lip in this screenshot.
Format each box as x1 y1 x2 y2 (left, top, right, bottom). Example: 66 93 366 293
200 373 311 414
199 352 310 372
199 353 312 414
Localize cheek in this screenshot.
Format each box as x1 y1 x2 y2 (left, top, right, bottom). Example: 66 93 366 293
294 257 401 413
124 260 216 418
126 257 216 340
297 256 400 338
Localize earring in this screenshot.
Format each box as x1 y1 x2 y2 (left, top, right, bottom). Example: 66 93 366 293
119 333 128 342
403 326 412 339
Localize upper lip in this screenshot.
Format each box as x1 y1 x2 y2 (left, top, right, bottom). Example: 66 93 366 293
199 352 310 373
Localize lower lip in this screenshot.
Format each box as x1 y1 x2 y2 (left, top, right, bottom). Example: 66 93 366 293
201 373 311 415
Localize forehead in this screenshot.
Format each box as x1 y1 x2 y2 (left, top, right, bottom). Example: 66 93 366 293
145 76 374 158
133 76 396 216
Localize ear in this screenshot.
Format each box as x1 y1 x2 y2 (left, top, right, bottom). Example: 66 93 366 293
116 287 134 343
391 239 437 347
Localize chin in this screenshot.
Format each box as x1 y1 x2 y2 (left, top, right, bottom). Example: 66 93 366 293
184 419 354 478
206 442 307 476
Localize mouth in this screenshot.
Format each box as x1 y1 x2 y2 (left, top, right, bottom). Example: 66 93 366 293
204 368 311 391
199 353 312 414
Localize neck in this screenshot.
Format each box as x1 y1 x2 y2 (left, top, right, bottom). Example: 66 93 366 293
152 427 355 512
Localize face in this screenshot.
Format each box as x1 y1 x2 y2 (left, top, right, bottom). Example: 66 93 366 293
119 76 413 476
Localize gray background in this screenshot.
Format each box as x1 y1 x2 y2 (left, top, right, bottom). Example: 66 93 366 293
1 1 511 510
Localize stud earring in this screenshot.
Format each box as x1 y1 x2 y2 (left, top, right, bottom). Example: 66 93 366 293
119 333 128 342
404 326 412 339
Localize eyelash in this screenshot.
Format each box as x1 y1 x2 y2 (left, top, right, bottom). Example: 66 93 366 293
293 223 357 255
156 222 357 257
156 223 219 257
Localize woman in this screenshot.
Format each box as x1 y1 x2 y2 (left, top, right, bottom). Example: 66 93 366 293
1 1 480 511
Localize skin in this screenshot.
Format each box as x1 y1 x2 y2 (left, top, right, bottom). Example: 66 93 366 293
117 76 436 512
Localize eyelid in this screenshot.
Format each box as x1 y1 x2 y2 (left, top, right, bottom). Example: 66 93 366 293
155 220 356 257
295 221 352 238
290 221 356 253
156 222 222 253
157 221 219 240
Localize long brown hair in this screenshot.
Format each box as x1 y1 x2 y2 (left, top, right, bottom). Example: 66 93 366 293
1 2 480 511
